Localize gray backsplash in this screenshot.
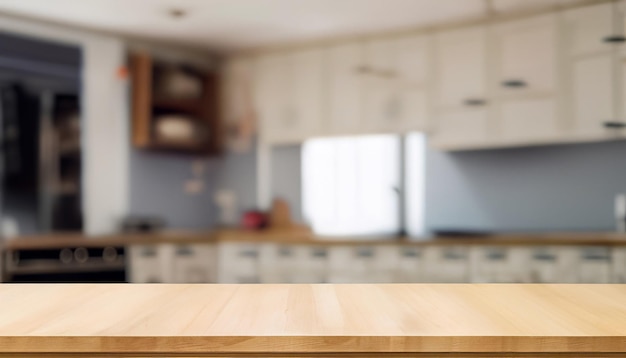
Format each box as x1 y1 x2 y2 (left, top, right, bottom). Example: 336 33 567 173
128 149 219 229
425 140 626 233
128 136 626 233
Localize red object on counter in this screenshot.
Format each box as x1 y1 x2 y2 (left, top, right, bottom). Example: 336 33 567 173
241 210 268 230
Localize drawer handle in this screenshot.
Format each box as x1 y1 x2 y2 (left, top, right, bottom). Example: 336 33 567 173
443 251 465 260
501 79 527 88
486 251 506 261
239 250 258 258
311 249 327 258
278 247 292 257
176 247 194 256
402 249 420 258
464 98 487 106
355 248 374 258
533 253 556 261
140 247 157 257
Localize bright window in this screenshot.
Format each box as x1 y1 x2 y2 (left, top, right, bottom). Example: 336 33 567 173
302 133 425 237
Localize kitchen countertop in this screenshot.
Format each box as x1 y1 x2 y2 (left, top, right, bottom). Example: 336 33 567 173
0 284 626 356
3 229 626 250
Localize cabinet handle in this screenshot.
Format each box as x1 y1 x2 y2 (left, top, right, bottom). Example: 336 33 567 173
239 249 258 258
140 247 157 257
501 80 527 88
356 65 371 74
464 99 487 106
603 121 626 129
278 247 292 257
311 248 327 258
175 246 194 256
604 35 626 43
402 248 420 258
355 247 374 258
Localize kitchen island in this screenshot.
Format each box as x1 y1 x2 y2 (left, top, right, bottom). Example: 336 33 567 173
1 284 626 357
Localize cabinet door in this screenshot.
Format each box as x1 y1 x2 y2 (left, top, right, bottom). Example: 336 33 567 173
363 76 397 133
290 48 325 141
563 3 613 58
498 98 558 141
435 26 488 108
493 14 557 96
396 246 425 282
254 53 289 143
571 55 614 137
217 242 260 283
393 34 430 86
423 246 470 283
434 109 490 148
327 42 363 135
577 246 611 283
128 245 172 283
171 244 216 283
612 247 626 283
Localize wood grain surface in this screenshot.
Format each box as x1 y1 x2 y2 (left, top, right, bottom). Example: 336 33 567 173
1 284 626 356
4 230 626 251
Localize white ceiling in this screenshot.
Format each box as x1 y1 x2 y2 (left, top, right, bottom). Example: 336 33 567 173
0 0 586 53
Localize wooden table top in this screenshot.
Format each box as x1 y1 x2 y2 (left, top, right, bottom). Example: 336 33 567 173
1 284 626 355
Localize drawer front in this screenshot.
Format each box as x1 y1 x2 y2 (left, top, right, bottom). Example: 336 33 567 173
527 246 578 283
577 246 611 283
218 242 260 283
128 245 172 283
612 247 626 283
258 244 296 283
396 246 424 282
171 244 216 283
423 246 470 283
470 246 529 283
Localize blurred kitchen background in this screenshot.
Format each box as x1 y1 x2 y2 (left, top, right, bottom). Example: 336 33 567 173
1 0 626 284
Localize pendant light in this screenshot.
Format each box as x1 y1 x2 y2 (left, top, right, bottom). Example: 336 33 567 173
604 0 626 43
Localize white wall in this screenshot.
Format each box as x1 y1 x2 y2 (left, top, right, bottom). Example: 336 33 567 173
0 15 130 235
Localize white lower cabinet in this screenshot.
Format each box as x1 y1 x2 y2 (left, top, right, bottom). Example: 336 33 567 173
328 245 398 283
128 244 173 283
470 246 528 283
128 242 624 284
423 246 470 283
395 246 425 282
576 246 612 283
170 244 217 283
526 246 578 283
217 242 260 283
612 247 626 283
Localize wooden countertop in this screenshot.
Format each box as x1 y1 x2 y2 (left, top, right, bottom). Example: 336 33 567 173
1 284 626 356
3 229 626 250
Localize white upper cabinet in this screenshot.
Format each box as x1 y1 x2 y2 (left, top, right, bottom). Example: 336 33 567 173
432 26 490 148
492 14 558 97
327 42 364 135
363 36 430 133
435 26 488 109
492 14 561 142
564 3 614 57
254 48 325 144
393 34 430 87
290 48 326 140
254 53 289 143
564 3 616 138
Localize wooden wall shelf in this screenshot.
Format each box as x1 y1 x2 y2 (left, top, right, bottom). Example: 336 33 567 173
130 52 221 155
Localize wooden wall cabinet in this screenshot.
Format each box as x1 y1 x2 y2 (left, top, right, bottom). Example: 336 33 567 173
130 52 221 154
